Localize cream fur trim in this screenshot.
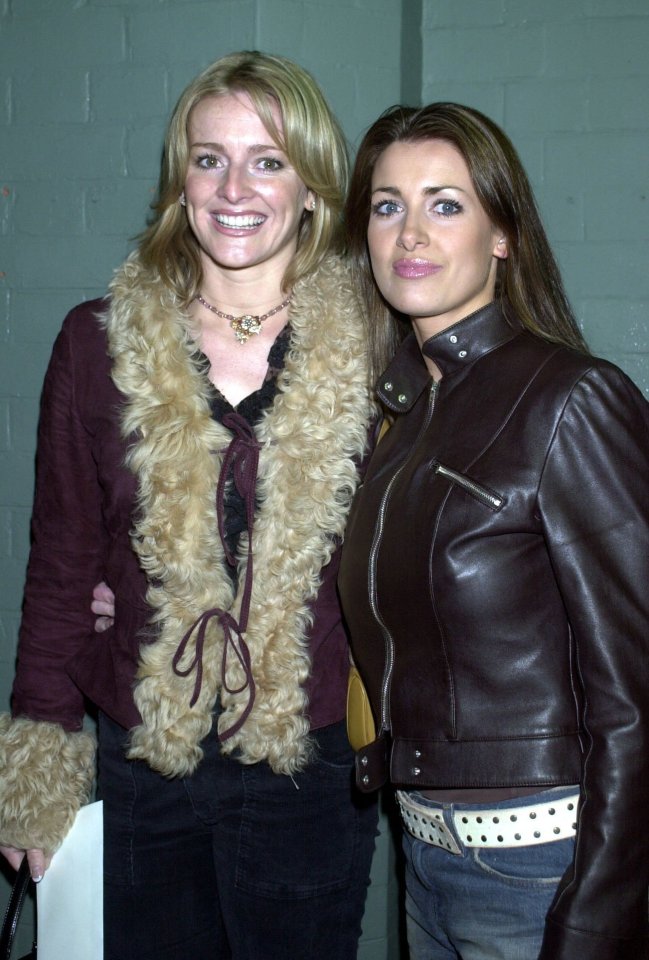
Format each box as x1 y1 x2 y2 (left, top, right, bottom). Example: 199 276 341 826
105 254 373 776
0 715 95 854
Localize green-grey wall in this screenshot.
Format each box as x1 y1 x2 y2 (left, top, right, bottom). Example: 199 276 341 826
418 0 649 392
1 1 648 956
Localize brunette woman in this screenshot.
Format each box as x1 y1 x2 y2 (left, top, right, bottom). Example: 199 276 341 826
339 102 649 960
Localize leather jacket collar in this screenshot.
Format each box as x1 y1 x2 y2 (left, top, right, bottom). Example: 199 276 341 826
377 301 519 413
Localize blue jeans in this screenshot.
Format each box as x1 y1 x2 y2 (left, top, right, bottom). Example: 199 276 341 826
99 713 377 960
402 787 577 960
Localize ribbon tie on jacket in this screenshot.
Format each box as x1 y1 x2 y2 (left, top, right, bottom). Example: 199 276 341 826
172 412 260 741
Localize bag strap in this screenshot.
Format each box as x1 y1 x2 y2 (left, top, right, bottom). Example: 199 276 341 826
0 859 32 960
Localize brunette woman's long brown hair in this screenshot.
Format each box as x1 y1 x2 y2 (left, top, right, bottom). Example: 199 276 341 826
345 102 589 381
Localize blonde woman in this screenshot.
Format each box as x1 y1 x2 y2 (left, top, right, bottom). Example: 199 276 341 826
0 52 377 960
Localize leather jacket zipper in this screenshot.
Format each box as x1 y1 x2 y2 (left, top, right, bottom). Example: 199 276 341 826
435 463 504 511
369 381 439 733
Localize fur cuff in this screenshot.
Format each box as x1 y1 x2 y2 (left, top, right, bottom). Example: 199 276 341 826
0 715 96 854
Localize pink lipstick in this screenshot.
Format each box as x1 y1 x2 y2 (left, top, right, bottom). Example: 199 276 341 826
393 259 441 279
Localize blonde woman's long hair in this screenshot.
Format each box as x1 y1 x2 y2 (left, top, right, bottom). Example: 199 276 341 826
138 51 349 298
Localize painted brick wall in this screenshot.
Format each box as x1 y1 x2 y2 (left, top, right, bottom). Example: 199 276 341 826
0 1 402 956
420 0 649 394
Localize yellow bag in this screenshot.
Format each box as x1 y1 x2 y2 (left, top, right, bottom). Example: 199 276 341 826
345 416 391 752
346 664 377 751
376 416 392 444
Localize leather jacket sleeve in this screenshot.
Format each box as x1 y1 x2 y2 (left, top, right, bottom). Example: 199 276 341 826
12 308 108 729
537 363 649 959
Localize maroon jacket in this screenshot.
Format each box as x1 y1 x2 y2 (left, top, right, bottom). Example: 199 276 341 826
12 300 350 733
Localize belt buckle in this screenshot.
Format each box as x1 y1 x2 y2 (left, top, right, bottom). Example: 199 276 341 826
397 791 462 856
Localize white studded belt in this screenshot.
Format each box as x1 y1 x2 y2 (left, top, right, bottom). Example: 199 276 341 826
397 789 579 856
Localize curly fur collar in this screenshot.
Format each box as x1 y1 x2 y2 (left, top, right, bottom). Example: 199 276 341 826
104 254 373 776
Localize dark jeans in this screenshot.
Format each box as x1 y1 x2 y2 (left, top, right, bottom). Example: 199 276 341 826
98 713 378 960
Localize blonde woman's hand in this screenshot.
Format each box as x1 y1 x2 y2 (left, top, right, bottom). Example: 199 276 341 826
0 844 51 882
91 580 115 633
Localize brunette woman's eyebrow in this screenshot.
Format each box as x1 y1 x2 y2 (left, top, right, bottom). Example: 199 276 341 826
371 186 402 197
423 184 467 195
371 184 467 196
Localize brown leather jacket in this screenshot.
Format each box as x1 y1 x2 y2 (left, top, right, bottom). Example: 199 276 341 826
338 302 649 960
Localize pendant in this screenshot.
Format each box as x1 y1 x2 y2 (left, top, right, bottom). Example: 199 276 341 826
230 314 262 344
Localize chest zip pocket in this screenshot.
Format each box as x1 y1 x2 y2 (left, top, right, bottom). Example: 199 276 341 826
435 462 505 512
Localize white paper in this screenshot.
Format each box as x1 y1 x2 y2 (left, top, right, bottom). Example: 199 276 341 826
36 800 103 960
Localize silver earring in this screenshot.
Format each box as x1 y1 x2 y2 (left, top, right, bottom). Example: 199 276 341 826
179 192 186 207
310 197 316 211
